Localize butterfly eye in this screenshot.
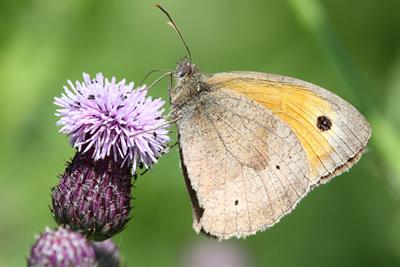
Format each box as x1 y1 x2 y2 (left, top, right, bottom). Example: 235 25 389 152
178 64 193 78
178 71 186 78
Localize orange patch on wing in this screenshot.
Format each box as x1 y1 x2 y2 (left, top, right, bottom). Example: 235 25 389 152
208 77 335 179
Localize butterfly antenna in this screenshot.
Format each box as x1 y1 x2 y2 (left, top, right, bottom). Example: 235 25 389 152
156 4 192 62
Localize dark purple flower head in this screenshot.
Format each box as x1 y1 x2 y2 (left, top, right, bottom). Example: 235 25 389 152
52 152 132 241
54 73 170 171
28 226 95 267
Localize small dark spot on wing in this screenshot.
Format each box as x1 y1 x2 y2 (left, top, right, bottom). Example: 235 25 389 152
317 115 332 131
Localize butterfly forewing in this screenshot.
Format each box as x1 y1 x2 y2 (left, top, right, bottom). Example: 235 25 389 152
207 72 371 184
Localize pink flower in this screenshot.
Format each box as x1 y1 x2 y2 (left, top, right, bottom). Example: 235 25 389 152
54 73 170 172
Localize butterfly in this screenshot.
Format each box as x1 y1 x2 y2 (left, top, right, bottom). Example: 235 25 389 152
156 5 371 240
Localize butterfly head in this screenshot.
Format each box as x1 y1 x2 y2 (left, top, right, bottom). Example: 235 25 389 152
176 57 197 79
170 58 207 107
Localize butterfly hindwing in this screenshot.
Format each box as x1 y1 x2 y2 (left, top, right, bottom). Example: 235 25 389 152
177 87 312 239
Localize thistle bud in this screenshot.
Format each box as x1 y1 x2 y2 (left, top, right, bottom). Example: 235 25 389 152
52 152 132 241
28 226 95 267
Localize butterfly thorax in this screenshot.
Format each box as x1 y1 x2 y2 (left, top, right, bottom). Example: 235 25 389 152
170 58 210 108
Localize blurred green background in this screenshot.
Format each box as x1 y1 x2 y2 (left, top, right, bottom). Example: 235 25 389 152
0 0 399 266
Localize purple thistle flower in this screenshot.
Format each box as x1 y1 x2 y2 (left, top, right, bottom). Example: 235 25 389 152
54 73 170 172
93 239 121 267
52 152 132 241
28 226 95 267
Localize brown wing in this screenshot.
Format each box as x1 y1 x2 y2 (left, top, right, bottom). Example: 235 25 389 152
177 88 312 239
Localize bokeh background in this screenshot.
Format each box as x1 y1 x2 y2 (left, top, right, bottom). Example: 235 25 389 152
0 0 399 266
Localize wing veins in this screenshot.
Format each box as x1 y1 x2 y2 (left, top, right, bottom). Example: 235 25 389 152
200 104 278 222
208 97 310 182
203 101 305 216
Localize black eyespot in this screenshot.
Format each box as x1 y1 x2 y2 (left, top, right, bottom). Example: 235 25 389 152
317 115 332 131
234 200 239 206
276 165 280 170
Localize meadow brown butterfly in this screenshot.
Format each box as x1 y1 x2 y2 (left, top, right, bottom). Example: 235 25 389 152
156 5 371 240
